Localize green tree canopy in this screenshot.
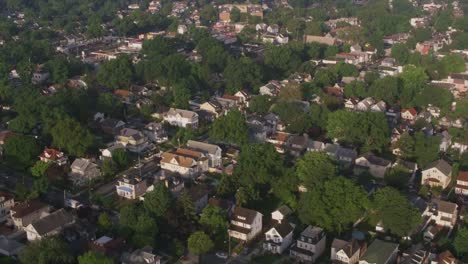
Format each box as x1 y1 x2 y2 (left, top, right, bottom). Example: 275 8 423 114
296 151 338 189
78 251 113 264
97 55 134 89
299 177 369 234
223 57 263 94
188 231 214 255
210 109 248 145
454 228 468 261
3 135 42 169
391 43 410 64
19 237 74 264
199 205 228 237
51 116 94 157
371 187 421 237
143 182 173 218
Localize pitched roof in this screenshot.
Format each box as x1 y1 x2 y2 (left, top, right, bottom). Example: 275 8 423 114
457 171 468 182
402 108 417 116
301 226 323 238
424 159 452 176
434 199 457 214
360 240 398 264
332 239 360 258
175 148 203 158
186 140 220 155
232 207 261 224
276 205 292 216
29 209 74 236
11 200 48 218
39 148 64 160
270 220 293 237
166 108 198 119
359 152 392 167
161 152 196 168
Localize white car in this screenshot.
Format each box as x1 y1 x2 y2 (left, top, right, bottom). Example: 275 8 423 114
216 252 228 259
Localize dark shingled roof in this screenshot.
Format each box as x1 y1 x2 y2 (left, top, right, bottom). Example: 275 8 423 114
270 220 293 237
424 159 452 176
29 209 74 235
332 239 360 258
232 207 261 224
11 200 48 218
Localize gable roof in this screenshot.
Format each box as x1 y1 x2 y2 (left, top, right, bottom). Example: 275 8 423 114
332 239 360 258
424 159 452 176
186 140 220 155
161 152 196 168
358 152 391 167
434 199 457 214
458 171 468 182
270 220 293 237
360 239 398 264
11 200 48 218
232 207 261 224
39 148 65 160
166 108 198 119
29 209 74 236
301 226 323 239
402 108 417 116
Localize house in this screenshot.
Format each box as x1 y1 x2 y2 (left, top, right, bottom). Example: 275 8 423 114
356 97 375 111
247 116 268 143
271 205 292 224
117 128 149 153
307 141 325 152
0 236 24 256
163 108 198 128
0 193 14 223
453 118 465 129
25 209 74 241
401 108 417 122
121 246 161 264
31 67 50 85
186 140 222 168
304 35 337 46
143 122 168 143
324 144 357 165
436 250 462 264
267 132 291 153
276 34 289 45
455 171 468 196
234 90 251 107
39 148 68 166
185 185 210 213
259 80 282 96
69 158 101 186
370 101 386 112
100 118 126 135
200 101 224 119
354 153 392 178
290 226 326 263
331 239 363 264
424 199 458 228
359 239 398 264
439 131 452 152
228 207 263 242
421 159 452 189
177 24 187 35
263 220 294 254
90 236 126 258
427 105 441 118
288 134 309 156
424 225 440 242
100 142 126 160
381 57 396 67
160 148 209 177
116 174 148 200
0 130 14 145
344 97 359 110
10 200 50 229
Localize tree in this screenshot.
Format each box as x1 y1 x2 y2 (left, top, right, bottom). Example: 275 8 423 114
30 161 51 177
51 116 94 157
414 85 453 111
272 168 299 209
172 83 191 109
296 152 337 189
224 57 262 94
391 43 410 64
210 109 248 145
278 83 303 102
434 10 453 32
298 177 369 234
200 5 217 25
368 76 401 105
414 132 440 168
178 190 197 220
188 231 214 256
314 68 338 87
3 135 41 169
344 81 367 98
249 95 273 114
400 65 428 107
230 7 241 23
111 148 130 168
199 205 228 237
78 252 113 264
371 187 421 237
97 212 112 233
97 55 134 89
19 237 74 264
143 183 173 218
454 228 468 260
394 132 415 159
438 54 465 77
264 45 302 78
384 165 410 189
335 63 359 77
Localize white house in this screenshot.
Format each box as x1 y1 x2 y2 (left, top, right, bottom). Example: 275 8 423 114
423 199 458 228
0 193 14 223
331 239 362 264
69 158 101 186
263 220 294 254
25 209 74 241
271 205 292 224
186 140 222 168
228 207 263 242
455 171 468 196
290 226 326 263
421 159 452 189
354 153 392 178
160 148 209 178
163 108 199 129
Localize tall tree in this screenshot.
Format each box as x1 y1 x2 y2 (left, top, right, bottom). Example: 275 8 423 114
400 66 428 106
298 177 369 234
19 237 74 264
210 109 248 145
188 231 214 256
3 135 42 169
143 183 173 218
97 55 134 89
296 152 338 189
51 116 94 157
371 187 421 237
78 252 113 264
199 205 228 237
